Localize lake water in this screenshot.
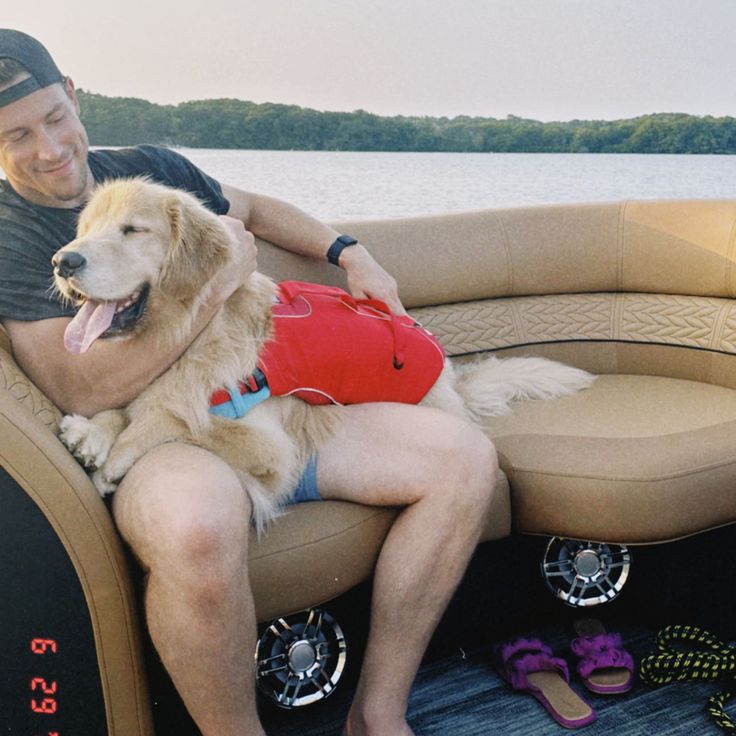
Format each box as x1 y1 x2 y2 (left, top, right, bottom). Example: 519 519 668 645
180 148 736 221
3 149 733 221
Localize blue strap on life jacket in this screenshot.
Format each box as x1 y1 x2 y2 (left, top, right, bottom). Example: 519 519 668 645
209 383 272 419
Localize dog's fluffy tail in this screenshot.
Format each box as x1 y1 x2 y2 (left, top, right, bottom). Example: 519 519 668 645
453 355 596 423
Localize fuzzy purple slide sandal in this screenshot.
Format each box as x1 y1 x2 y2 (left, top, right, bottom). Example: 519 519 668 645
571 618 635 695
495 638 596 729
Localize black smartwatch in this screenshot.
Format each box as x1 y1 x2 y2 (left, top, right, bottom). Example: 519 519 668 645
326 235 358 266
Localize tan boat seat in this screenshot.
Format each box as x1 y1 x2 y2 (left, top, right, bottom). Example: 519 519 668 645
484 373 736 544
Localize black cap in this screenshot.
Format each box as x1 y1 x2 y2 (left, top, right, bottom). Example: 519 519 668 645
0 29 64 108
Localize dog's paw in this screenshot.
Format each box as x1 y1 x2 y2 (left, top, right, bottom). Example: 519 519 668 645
91 468 118 497
92 454 129 496
59 414 114 470
96 445 138 490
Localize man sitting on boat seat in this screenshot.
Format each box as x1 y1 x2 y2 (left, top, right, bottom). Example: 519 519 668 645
0 29 498 736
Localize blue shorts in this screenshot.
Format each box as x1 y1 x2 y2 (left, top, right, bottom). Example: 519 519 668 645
288 455 322 504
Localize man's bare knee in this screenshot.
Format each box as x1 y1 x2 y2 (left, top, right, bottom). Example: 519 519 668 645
425 419 498 515
112 443 251 571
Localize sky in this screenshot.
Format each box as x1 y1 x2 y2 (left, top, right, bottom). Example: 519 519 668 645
4 0 736 122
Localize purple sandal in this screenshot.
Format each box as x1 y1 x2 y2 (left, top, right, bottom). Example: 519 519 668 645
571 618 635 694
495 637 596 729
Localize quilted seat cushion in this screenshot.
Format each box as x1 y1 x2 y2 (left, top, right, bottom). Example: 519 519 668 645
484 374 736 544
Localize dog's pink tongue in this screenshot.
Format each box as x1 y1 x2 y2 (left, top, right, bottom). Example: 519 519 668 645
64 300 117 354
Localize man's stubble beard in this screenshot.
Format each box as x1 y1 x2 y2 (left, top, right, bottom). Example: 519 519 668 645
43 153 91 206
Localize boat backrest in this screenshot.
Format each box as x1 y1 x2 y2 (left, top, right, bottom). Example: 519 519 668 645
253 199 736 388
256 199 736 306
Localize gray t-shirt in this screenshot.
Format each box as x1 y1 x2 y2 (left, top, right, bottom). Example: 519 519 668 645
0 145 229 321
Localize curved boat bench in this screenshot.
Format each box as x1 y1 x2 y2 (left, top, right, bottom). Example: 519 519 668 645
3 198 736 731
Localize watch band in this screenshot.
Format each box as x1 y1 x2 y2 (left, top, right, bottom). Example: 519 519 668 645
326 235 358 266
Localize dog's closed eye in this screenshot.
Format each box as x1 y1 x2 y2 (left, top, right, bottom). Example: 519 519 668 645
121 224 148 236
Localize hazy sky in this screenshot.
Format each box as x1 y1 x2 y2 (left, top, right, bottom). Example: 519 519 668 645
5 1 736 121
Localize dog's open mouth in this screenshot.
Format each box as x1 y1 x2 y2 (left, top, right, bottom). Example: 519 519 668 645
64 284 150 354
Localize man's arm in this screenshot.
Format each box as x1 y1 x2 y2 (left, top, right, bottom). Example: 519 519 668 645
221 184 406 315
6 313 200 417
3 216 257 417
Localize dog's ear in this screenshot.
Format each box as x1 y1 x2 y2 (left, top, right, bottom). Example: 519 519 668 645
159 194 232 300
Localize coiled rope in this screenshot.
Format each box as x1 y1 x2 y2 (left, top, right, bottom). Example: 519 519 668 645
639 625 736 732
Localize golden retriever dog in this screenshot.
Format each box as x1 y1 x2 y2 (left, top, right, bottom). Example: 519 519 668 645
54 178 594 530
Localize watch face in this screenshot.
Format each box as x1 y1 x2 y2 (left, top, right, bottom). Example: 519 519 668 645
0 466 107 735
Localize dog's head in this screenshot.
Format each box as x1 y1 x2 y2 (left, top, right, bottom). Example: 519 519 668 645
53 178 233 354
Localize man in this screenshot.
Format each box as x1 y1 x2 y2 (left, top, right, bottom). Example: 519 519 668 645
0 29 498 736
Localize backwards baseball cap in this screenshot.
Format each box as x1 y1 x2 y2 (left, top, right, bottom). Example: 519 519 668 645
0 29 64 108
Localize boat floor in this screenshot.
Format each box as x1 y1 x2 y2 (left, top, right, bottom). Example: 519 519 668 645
260 623 727 735
148 528 736 735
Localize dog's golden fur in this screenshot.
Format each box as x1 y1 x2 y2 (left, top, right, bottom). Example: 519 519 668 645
55 178 595 530
56 178 341 528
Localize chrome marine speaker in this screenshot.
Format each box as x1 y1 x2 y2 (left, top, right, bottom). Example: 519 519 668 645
541 537 632 607
255 608 347 708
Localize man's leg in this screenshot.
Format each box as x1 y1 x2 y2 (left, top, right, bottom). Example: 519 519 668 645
112 442 265 736
317 403 499 736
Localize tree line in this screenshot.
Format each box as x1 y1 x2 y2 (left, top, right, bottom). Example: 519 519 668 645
77 91 736 154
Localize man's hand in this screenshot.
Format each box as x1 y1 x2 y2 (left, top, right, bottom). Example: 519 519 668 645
340 243 407 316
207 215 258 305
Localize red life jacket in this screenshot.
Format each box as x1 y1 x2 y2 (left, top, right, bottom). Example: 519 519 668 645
210 281 446 415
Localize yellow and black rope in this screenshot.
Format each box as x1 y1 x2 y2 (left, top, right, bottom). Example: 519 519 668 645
640 625 736 732
708 691 736 733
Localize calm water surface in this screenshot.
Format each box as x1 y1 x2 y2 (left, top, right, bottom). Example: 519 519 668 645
4 149 733 221
180 149 736 221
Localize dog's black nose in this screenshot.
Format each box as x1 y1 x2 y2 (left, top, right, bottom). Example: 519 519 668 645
53 251 86 278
